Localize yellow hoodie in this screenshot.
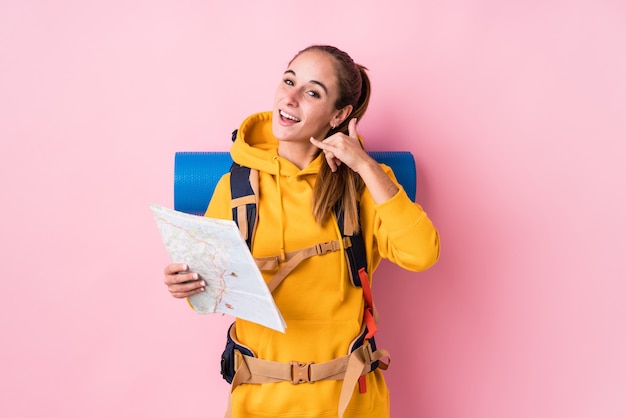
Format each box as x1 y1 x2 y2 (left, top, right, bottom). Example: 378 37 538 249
205 112 440 418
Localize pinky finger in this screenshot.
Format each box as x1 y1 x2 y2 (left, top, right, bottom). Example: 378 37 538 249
172 288 204 299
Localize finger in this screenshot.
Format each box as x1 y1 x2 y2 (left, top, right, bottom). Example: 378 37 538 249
170 285 206 298
310 136 325 150
325 151 338 172
171 287 205 299
164 263 188 275
169 279 206 297
164 270 198 285
348 118 358 139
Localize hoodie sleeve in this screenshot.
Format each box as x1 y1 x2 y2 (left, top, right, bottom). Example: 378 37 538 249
364 165 440 272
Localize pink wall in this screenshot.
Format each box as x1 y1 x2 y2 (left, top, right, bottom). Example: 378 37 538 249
1 1 625 417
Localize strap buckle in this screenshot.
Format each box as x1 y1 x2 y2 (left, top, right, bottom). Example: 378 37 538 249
290 361 313 384
315 241 335 255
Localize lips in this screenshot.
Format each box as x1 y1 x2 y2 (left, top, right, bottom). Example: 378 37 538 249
279 109 301 123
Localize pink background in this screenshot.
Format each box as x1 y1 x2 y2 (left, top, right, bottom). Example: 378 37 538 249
1 1 625 417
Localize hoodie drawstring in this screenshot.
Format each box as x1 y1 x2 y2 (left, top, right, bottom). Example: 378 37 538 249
272 156 287 262
332 213 347 301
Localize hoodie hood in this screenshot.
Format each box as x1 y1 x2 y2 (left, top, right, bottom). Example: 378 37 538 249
230 111 324 177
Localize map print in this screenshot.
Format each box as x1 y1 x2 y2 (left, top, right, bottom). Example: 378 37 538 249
151 204 286 333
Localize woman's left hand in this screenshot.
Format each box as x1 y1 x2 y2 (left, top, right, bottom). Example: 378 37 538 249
310 118 373 173
311 117 400 203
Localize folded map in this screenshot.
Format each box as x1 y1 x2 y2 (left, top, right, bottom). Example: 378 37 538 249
151 204 286 333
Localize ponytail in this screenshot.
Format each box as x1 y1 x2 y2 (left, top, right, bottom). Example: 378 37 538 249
329 65 371 137
306 48 372 233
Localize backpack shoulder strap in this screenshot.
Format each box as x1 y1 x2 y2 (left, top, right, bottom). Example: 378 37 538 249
229 128 260 249
334 205 368 288
230 163 259 249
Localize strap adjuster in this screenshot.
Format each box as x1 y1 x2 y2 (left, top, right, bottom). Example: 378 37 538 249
361 341 374 365
290 361 313 384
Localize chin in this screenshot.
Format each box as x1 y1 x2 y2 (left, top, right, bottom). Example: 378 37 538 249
272 121 301 142
273 131 298 143
271 121 288 141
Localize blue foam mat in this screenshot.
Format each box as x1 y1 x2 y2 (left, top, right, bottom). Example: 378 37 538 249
174 151 416 215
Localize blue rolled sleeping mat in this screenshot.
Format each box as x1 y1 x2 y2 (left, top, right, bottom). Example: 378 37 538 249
174 151 417 216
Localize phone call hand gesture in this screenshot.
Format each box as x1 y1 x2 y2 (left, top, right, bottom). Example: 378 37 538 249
310 118 373 173
310 118 399 204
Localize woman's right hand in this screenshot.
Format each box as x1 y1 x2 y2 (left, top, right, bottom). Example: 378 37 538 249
163 263 206 299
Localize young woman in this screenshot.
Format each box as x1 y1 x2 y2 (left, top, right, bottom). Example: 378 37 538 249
164 45 440 418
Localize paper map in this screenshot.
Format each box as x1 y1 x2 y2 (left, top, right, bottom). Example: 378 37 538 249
150 204 286 333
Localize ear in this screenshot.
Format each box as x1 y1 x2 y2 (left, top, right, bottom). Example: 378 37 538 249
331 105 353 128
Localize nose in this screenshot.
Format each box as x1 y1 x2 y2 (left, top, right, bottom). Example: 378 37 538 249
284 87 299 107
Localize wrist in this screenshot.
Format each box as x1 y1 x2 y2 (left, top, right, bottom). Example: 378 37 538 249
353 154 378 175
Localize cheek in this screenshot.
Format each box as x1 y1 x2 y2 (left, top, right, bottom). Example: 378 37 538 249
273 83 287 104
307 100 331 117
273 89 281 106
307 109 332 135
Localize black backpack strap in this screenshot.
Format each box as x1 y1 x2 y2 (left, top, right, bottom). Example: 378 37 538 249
230 163 259 249
334 205 368 287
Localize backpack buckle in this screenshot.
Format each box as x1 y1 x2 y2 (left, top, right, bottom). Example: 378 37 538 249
315 241 336 255
290 361 313 384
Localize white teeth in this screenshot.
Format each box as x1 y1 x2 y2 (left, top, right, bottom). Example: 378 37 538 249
280 110 300 122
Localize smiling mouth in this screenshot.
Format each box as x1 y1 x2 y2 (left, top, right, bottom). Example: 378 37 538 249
279 110 301 122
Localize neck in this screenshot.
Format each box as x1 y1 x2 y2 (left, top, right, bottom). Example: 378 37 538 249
277 142 320 170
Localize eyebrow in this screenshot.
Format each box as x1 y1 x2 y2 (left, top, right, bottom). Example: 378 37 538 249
284 70 328 95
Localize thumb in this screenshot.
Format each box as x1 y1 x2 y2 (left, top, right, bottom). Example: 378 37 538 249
348 118 358 139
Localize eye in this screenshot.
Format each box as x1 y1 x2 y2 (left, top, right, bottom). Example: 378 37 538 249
307 90 320 98
283 78 294 86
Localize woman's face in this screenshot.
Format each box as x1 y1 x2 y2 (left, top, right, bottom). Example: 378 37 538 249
272 50 349 144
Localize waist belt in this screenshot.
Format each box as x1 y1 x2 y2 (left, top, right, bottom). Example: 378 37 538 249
225 324 391 418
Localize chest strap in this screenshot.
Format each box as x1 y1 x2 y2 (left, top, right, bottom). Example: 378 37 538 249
253 237 351 292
